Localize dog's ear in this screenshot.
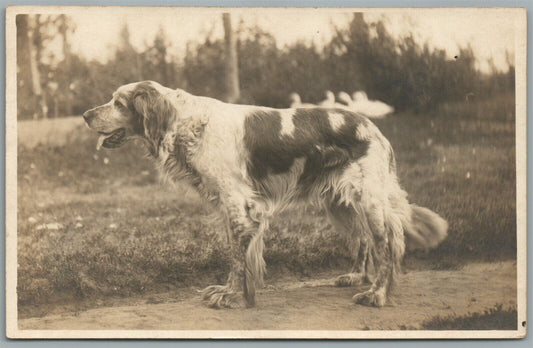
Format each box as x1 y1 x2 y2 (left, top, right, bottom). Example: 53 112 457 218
132 84 177 155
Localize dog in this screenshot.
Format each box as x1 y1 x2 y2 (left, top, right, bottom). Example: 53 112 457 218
83 81 448 308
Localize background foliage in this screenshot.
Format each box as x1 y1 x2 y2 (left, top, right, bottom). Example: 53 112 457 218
17 13 514 118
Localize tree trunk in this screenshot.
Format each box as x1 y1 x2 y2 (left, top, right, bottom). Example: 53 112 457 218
58 15 73 116
16 15 34 119
222 13 240 103
28 15 47 119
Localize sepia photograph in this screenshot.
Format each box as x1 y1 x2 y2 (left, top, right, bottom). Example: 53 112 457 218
5 6 526 339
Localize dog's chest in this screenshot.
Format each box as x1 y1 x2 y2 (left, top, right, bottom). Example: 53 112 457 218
157 147 220 204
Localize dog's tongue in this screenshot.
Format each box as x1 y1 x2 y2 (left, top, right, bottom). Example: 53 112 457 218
96 128 126 150
96 134 108 151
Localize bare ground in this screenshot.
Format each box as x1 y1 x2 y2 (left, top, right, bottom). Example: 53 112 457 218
19 261 516 331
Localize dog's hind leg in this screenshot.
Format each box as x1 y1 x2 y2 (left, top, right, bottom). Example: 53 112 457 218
325 202 372 287
352 196 404 307
352 201 392 307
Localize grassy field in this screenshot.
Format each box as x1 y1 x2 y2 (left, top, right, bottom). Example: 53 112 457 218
418 304 518 330
17 95 517 310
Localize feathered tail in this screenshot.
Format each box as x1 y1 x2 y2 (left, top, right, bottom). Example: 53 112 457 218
386 186 448 279
404 204 448 251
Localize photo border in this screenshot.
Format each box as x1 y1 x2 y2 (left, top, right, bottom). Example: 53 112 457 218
3 3 528 340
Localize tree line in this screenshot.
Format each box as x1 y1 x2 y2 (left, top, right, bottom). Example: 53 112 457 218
17 13 514 119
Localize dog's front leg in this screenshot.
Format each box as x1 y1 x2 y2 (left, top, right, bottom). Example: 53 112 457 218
201 198 264 309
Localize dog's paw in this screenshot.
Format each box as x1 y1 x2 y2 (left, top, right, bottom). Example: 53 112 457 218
334 273 365 287
201 285 244 309
352 289 386 307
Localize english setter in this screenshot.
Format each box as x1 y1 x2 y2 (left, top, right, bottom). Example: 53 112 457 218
83 81 448 308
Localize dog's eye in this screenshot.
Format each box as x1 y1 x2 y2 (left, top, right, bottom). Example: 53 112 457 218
114 100 124 108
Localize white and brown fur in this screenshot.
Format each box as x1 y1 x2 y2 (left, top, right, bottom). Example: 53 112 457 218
83 81 448 308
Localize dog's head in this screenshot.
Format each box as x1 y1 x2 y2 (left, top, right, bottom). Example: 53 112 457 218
83 81 177 153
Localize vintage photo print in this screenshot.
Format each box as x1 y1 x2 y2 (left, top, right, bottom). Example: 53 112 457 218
5 6 526 339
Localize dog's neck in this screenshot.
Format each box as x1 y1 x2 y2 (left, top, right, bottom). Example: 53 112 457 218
148 96 218 203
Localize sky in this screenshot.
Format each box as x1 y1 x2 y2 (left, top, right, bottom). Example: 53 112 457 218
55 7 518 73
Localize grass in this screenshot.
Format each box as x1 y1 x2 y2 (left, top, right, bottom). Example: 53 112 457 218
375 94 516 262
17 95 517 310
418 304 518 330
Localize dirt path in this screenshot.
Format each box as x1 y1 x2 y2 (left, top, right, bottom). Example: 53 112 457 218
19 261 516 331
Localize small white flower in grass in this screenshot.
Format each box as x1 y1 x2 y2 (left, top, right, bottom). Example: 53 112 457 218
103 157 110 165
472 148 476 155
109 223 118 229
442 156 446 163
28 217 37 224
37 222 63 230
93 154 99 161
466 172 471 179
30 163 36 169
46 223 63 230
75 215 83 221
441 167 445 172
75 222 83 229
141 170 150 176
58 171 64 177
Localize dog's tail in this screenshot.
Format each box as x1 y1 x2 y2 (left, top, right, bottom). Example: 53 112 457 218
403 204 448 251
386 187 448 276
389 189 448 251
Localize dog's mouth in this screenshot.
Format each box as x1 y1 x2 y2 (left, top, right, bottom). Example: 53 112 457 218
96 128 127 150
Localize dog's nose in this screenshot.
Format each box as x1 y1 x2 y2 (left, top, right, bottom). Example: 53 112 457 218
83 110 93 122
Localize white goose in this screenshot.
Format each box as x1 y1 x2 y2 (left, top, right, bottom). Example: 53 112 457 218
337 91 353 106
318 90 336 107
289 93 316 108
350 91 394 119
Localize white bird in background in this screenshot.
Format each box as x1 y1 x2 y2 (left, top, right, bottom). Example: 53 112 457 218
289 92 316 108
318 90 336 107
289 90 394 119
318 90 352 109
334 90 395 119
352 91 369 103
337 91 353 106
349 91 395 119
289 92 302 108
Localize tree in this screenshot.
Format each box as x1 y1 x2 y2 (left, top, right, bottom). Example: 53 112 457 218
142 26 180 88
30 15 52 119
17 14 78 119
16 15 36 119
222 13 240 103
16 14 49 119
115 24 142 82
183 34 225 99
55 14 76 116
